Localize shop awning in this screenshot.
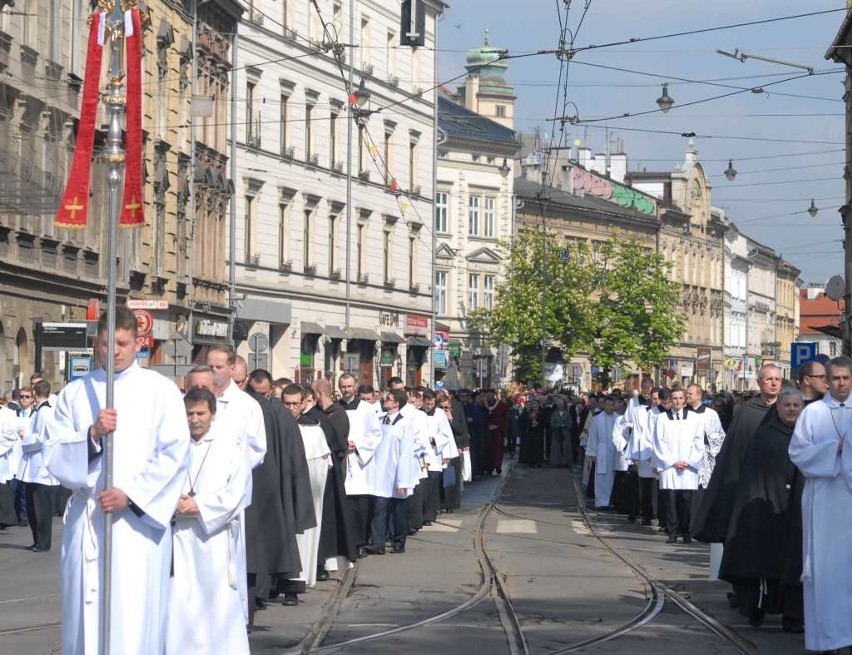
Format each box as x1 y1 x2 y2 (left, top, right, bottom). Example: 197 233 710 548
346 327 379 341
406 336 432 348
324 325 347 339
300 321 324 335
380 331 406 344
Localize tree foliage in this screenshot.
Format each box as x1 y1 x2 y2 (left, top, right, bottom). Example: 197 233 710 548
470 228 685 385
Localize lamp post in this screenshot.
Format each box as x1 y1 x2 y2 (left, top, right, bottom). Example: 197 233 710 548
807 199 819 218
724 160 737 181
656 83 675 113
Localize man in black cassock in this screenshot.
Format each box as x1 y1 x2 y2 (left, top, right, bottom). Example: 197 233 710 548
691 364 782 544
719 388 804 632
306 381 356 578
245 370 315 618
443 391 468 510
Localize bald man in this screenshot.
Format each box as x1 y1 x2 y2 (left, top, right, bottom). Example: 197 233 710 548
232 356 249 391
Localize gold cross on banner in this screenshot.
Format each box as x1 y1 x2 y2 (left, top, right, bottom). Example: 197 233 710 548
65 196 85 219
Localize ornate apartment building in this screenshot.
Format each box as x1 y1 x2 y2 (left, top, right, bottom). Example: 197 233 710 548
232 1 443 387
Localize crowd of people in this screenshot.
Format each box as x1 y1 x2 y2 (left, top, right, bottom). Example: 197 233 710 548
2 307 850 655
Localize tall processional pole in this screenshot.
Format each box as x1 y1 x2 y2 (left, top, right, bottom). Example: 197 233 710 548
55 1 145 651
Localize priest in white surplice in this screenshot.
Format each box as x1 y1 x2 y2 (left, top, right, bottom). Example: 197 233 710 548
166 388 249 655
586 396 618 510
789 355 852 653
44 307 190 655
652 387 704 544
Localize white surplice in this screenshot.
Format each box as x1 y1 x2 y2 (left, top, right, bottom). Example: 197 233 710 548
166 420 249 655
295 421 331 587
587 411 617 507
44 362 189 655
342 400 382 495
789 395 852 652
627 405 657 478
611 413 631 473
685 404 726 490
652 409 704 490
18 402 60 486
0 406 22 483
368 414 419 498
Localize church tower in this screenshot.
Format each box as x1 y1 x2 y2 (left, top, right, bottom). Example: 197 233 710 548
456 29 516 129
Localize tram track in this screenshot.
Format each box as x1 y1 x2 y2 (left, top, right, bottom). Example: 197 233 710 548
289 465 758 654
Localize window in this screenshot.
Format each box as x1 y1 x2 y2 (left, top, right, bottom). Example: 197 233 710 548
484 197 495 238
279 93 289 154
328 214 337 275
246 81 256 143
484 275 495 309
383 230 391 283
408 236 416 288
332 3 342 38
435 271 447 314
244 196 254 261
386 31 396 78
409 140 417 189
305 104 313 160
435 192 448 233
279 203 289 264
358 124 366 174
495 105 506 118
383 130 391 183
468 273 480 310
303 209 312 267
468 196 480 236
329 110 338 167
357 223 365 278
360 18 370 69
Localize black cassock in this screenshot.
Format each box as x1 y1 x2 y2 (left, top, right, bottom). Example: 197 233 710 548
245 393 315 599
692 395 772 543
719 409 803 620
305 405 357 565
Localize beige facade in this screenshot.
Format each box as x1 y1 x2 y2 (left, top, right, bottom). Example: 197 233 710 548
775 261 801 378
629 143 726 389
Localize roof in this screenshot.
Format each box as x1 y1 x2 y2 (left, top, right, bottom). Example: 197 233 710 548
826 9 852 67
437 95 520 148
512 176 658 226
799 290 842 335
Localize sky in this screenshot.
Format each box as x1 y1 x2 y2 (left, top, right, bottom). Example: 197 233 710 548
436 1 848 285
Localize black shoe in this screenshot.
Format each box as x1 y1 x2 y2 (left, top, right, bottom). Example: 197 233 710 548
748 607 765 628
255 598 268 611
641 519 653 526
364 546 385 555
422 520 432 526
30 545 48 553
390 546 406 554
281 592 299 606
357 546 368 559
727 591 741 609
627 515 637 523
666 533 678 544
781 617 804 634
316 568 330 582
496 468 502 475
682 535 693 544
407 529 418 536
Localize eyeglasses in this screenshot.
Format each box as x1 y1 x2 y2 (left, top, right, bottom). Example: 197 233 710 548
20 394 32 399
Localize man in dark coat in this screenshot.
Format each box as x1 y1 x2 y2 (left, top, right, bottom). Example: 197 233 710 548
692 364 782 544
719 388 804 631
460 390 487 477
308 381 357 578
245 371 315 619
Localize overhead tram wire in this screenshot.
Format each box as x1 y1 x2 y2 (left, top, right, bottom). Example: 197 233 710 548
569 123 840 145
572 69 837 125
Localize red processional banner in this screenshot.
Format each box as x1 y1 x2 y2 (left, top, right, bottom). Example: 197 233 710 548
55 8 145 229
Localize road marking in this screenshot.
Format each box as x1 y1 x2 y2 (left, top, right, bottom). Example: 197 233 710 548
496 519 537 534
572 519 591 536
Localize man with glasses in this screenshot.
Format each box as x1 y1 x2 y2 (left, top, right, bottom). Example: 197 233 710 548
798 360 828 406
17 388 34 418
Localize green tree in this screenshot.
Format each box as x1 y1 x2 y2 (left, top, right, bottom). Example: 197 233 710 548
471 230 685 386
468 227 596 384
588 239 685 386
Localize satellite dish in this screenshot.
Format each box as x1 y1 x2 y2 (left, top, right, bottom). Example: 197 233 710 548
826 274 845 301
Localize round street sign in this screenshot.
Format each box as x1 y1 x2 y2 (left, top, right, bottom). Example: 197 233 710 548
249 332 269 354
133 309 154 336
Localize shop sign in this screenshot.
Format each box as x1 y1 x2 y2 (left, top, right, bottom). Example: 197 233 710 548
405 314 429 336
447 341 462 358
195 319 228 338
696 347 712 373
434 350 447 368
133 310 154 336
379 311 401 328
127 299 169 310
69 355 92 380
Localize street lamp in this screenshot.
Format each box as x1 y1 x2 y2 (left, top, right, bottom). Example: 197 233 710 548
351 77 371 113
724 159 737 181
808 199 819 218
656 83 674 113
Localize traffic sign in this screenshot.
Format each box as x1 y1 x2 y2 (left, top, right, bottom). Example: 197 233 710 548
248 332 269 353
791 342 817 368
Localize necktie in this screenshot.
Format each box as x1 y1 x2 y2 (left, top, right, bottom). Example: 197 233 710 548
675 412 680 420
383 416 390 425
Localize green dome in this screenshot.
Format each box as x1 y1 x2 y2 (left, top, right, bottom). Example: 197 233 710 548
465 29 513 95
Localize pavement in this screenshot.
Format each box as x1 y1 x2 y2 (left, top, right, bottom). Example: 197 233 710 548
0 461 815 654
